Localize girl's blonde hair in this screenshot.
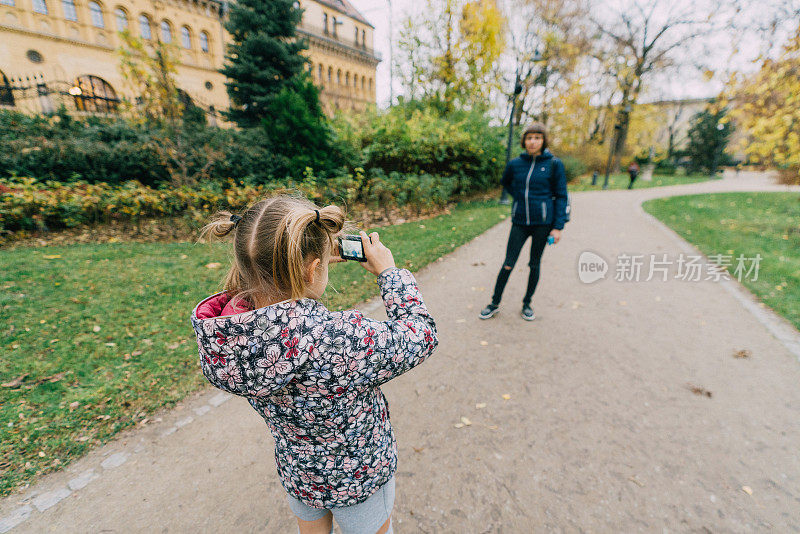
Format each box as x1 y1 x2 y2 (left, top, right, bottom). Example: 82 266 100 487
200 195 345 308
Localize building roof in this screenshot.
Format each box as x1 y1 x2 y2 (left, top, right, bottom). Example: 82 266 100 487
315 0 374 28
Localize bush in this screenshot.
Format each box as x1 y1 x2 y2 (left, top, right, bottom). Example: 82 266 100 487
655 160 677 175
332 99 504 195
560 156 588 183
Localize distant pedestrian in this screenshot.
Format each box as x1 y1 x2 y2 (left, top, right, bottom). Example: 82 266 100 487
627 161 640 189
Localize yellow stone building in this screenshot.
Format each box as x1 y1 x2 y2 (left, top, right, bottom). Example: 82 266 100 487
0 0 378 120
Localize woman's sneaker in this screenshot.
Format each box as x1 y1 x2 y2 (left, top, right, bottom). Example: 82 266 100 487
479 303 499 319
521 305 535 321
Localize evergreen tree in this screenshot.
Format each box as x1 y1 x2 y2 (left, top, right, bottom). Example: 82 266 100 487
686 108 733 175
221 0 308 127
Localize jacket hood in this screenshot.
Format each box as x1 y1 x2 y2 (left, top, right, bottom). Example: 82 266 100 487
519 148 553 161
190 292 320 397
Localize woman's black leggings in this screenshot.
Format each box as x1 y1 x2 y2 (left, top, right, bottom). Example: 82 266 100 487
491 224 551 306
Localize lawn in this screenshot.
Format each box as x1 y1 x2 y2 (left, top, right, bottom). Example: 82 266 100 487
0 198 509 496
568 172 718 191
643 192 800 331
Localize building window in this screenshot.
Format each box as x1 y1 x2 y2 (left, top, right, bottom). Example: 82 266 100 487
369 78 373 92
71 75 119 113
26 49 43 63
0 72 14 106
114 8 127 31
160 20 172 43
327 66 332 83
32 0 47 14
354 27 358 45
62 0 77 21
204 81 212 90
345 72 349 87
337 69 341 85
323 13 327 34
89 2 104 28
180 26 191 49
199 31 209 52
1 0 15 6
317 64 322 82
332 16 337 36
361 76 365 90
139 14 151 39
361 29 365 47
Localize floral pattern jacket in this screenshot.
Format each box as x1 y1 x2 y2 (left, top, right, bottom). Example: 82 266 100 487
190 268 438 508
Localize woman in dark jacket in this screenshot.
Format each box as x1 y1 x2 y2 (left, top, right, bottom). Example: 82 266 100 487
479 122 569 321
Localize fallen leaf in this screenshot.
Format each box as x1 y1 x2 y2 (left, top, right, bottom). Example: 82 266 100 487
454 423 465 429
460 417 472 426
628 476 645 487
502 394 511 400
76 436 90 442
475 403 486 409
205 262 223 269
618 301 627 306
456 319 466 323
1 373 29 388
742 486 753 495
131 350 143 357
687 384 712 398
167 342 180 350
412 447 424 453
105 342 116 347
733 349 751 359
69 401 80 410
93 325 101 333
480 341 489 346
38 451 45 457
42 255 62 259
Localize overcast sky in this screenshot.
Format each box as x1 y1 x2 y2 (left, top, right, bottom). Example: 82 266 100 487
348 0 783 109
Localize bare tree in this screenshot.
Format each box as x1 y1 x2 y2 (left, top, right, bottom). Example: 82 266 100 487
589 0 732 171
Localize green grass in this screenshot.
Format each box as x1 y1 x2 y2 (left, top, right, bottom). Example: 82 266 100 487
0 198 509 496
643 192 800 331
568 172 718 191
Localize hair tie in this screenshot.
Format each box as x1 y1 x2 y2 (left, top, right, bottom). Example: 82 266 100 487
314 209 320 223
230 214 243 227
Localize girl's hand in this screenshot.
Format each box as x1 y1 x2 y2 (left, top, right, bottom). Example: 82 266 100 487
549 229 562 244
360 231 395 276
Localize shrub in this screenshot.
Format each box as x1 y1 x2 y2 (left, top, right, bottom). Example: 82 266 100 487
560 156 588 183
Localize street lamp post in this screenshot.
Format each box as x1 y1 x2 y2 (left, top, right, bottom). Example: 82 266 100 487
386 0 393 105
500 73 523 205
602 103 631 190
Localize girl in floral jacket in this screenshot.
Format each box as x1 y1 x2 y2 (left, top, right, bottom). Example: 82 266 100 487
190 195 438 534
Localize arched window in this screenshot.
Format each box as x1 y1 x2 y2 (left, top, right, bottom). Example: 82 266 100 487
72 75 119 113
327 66 332 83
361 76 365 90
361 29 365 47
323 12 327 34
369 78 373 92
89 2 104 28
317 64 322 82
139 14 151 39
0 71 14 106
32 0 47 14
337 69 341 85
345 72 349 87
160 20 172 43
114 7 127 31
180 25 191 49
199 31 209 52
354 27 358 45
62 0 77 21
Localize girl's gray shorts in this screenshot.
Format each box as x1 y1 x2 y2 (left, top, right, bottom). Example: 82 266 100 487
287 476 395 534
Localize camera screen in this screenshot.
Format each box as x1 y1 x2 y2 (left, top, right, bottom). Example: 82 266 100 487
342 239 364 259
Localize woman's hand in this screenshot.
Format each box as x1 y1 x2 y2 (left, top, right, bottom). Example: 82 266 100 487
360 231 396 276
549 229 562 244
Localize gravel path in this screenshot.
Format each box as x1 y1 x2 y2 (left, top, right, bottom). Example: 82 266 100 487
3 171 799 533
